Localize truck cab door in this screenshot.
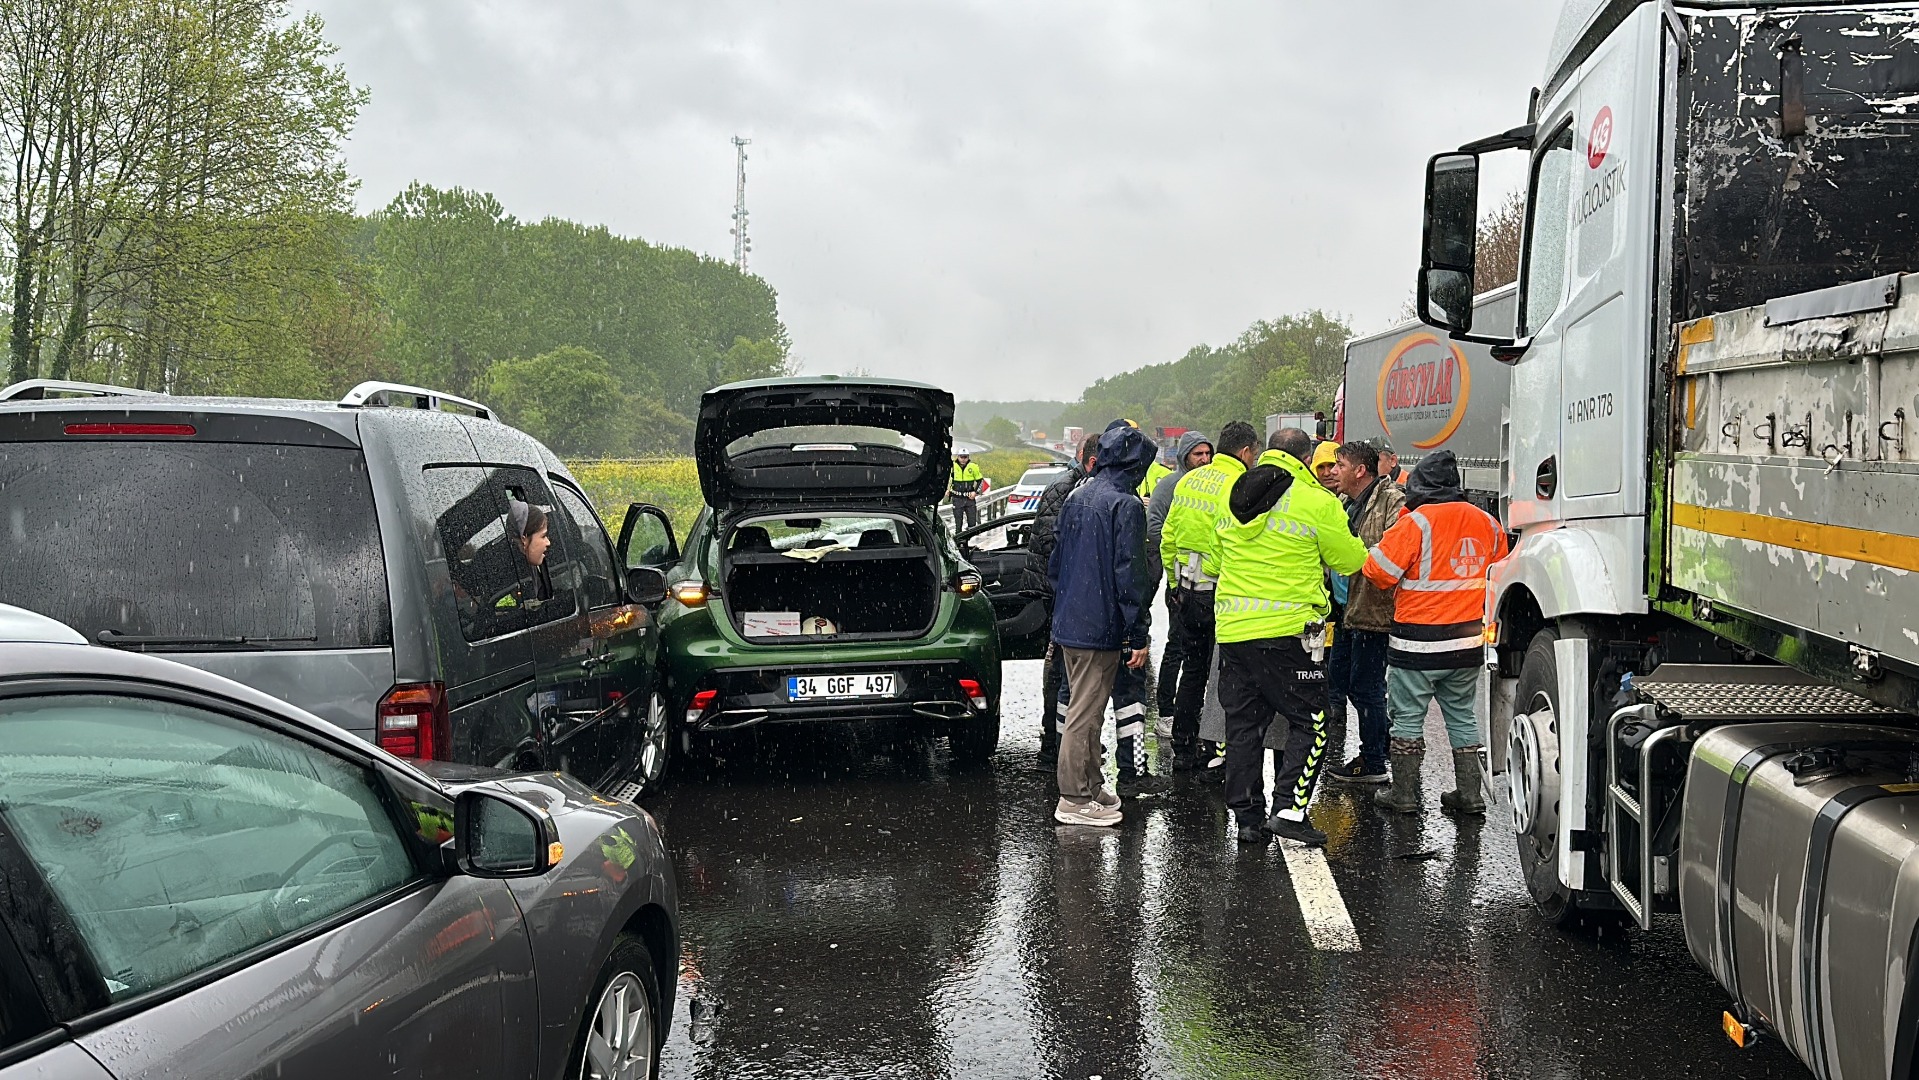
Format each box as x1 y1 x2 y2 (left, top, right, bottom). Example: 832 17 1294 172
1517 4 1667 526
955 511 1050 661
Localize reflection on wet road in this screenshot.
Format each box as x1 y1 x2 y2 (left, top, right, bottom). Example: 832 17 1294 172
649 652 1807 1079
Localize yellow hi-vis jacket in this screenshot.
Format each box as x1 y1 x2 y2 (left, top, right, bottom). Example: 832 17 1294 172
1214 450 1368 644
949 460 985 496
1158 454 1245 590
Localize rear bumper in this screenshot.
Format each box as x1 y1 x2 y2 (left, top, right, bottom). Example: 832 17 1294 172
683 658 993 730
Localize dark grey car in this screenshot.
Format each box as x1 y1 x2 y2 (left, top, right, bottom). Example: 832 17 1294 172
0 379 674 794
0 604 677 1080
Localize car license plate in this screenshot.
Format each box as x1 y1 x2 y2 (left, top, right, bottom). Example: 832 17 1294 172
787 672 896 700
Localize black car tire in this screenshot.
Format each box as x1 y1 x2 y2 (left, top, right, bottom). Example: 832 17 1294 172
948 712 1001 765
570 932 664 1080
628 689 672 798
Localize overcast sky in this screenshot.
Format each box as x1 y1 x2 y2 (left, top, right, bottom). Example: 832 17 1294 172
305 1 1559 402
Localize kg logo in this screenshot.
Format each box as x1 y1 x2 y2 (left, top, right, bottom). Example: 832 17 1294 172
1588 106 1613 170
1449 536 1487 578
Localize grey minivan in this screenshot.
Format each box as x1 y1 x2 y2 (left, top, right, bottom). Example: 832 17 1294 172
0 379 673 793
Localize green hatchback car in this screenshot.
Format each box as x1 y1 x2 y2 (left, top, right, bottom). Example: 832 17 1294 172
610 377 1051 795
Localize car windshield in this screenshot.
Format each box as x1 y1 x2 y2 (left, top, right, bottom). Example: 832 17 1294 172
0 442 392 648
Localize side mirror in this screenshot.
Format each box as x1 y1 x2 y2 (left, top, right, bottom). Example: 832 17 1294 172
624 566 669 606
452 788 562 878
1418 152 1480 334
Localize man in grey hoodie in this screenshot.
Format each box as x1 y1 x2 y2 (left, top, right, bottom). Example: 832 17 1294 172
1145 432 1213 731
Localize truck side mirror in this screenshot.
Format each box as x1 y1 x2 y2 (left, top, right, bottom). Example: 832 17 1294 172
1419 152 1480 334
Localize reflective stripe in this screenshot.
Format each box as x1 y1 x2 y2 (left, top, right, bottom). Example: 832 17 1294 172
1407 511 1435 580
1388 634 1484 653
1263 514 1318 539
1114 702 1146 720
1368 544 1405 581
1214 595 1312 615
1117 721 1146 739
1399 577 1486 593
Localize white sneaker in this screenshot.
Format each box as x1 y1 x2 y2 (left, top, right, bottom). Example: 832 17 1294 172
1093 786 1120 809
1055 796 1122 827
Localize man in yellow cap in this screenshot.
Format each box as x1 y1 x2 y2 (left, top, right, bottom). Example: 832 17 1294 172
1310 440 1339 488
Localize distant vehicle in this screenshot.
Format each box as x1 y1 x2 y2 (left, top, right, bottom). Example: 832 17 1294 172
1339 284 1516 512
0 603 676 1080
612 376 1049 794
0 378 671 796
1005 462 1070 513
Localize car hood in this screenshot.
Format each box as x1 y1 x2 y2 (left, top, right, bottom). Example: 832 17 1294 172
695 377 955 511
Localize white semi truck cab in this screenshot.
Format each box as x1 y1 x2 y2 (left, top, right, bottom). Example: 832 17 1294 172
1412 2 1919 1076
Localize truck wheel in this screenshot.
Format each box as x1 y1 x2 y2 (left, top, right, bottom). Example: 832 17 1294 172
1512 629 1582 925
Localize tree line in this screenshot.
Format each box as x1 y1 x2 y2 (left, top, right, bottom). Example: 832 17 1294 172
1041 195 1526 438
0 0 789 456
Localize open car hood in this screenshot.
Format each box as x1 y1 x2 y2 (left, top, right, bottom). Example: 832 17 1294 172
695 377 955 510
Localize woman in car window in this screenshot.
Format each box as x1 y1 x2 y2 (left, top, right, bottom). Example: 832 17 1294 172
508 499 555 605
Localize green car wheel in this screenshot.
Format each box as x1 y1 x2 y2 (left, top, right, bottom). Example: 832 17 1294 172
948 712 1001 765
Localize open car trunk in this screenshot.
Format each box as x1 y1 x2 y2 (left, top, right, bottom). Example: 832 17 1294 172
721 515 942 643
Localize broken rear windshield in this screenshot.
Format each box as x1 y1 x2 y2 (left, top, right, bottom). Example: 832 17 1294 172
0 442 392 648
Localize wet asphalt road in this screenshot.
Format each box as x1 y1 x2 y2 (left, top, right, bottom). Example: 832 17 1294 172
647 649 1809 1080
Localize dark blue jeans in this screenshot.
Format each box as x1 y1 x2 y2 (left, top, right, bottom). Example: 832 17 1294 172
1326 626 1390 772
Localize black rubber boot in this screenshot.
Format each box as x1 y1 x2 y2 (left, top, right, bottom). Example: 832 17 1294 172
1374 749 1425 813
1440 747 1487 816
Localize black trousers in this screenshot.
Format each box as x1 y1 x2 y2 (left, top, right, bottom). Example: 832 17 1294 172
1165 589 1216 749
1217 636 1328 826
951 495 980 531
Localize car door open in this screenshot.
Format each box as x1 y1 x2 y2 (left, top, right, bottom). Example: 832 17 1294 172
955 511 1050 661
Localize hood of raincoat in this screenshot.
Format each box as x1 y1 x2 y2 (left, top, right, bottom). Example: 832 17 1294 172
1146 430 1214 526
1403 450 1466 511
1093 424 1155 491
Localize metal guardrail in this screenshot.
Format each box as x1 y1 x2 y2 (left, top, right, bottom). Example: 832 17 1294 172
938 486 1013 531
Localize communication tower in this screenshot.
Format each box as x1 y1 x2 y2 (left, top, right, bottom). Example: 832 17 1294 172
730 136 752 271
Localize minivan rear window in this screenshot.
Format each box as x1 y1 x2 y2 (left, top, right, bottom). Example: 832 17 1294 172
0 442 391 649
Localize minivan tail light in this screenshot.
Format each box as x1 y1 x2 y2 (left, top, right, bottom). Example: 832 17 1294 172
65 422 195 437
378 681 449 759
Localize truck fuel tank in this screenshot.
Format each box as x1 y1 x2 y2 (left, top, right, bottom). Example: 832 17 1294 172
1680 721 1919 1080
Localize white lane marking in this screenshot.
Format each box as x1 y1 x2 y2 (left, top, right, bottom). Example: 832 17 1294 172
1280 843 1361 952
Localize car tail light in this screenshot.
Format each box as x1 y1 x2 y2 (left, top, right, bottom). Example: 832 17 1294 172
686 689 719 725
64 422 195 437
958 678 988 711
377 682 449 759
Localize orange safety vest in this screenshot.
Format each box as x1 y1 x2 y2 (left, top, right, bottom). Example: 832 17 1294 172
1361 500 1507 669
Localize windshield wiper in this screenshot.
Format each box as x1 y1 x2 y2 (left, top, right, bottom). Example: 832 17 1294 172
94 630 319 651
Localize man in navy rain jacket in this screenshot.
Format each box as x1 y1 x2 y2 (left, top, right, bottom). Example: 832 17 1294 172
1046 423 1154 826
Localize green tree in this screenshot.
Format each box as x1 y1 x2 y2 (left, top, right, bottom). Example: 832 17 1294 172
483 346 627 458
979 415 1020 446
0 0 366 390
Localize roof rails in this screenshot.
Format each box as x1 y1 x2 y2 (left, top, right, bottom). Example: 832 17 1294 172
339 381 491 420
0 378 162 402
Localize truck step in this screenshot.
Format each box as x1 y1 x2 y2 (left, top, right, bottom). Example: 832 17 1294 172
1631 664 1902 723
